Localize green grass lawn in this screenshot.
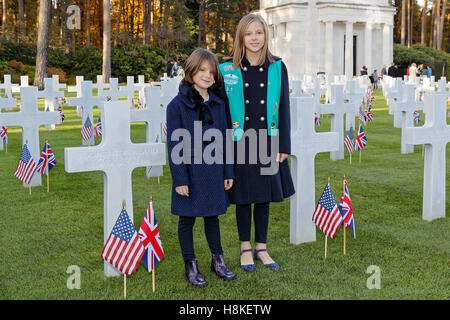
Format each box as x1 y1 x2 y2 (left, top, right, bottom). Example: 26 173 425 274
0 88 449 300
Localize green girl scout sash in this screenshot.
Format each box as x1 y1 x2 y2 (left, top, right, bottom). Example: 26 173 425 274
219 59 282 141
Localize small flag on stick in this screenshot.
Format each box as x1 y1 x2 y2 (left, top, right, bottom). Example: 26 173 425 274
312 180 343 257
81 117 94 141
14 143 37 186
138 197 164 292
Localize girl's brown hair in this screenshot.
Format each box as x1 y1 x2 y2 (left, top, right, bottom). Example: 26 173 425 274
230 14 275 69
181 48 223 88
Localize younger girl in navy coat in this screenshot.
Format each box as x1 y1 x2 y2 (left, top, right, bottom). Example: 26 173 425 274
166 48 236 288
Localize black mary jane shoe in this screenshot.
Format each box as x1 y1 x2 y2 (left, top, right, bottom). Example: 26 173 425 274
211 254 237 281
184 260 208 288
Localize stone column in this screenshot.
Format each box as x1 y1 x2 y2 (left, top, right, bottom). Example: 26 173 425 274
345 21 354 78
365 22 373 73
382 23 392 67
325 20 334 80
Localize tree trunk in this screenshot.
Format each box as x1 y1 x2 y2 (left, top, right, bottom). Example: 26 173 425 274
421 0 427 45
143 0 151 44
86 0 91 46
18 0 26 38
437 0 447 50
102 0 111 83
162 0 173 49
198 0 206 46
2 0 7 40
407 0 412 47
401 0 406 45
34 0 51 89
114 0 124 47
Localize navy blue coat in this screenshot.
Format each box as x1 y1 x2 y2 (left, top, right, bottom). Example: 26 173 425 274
166 82 233 217
221 56 295 205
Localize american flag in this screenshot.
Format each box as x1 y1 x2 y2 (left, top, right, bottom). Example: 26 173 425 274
58 104 65 123
101 208 145 275
163 122 167 137
314 113 320 126
36 141 56 175
14 144 37 185
344 126 354 154
355 124 367 151
81 117 94 141
414 110 420 124
0 126 7 144
94 116 102 137
138 201 164 272
312 183 343 239
59 97 66 105
359 104 367 125
338 179 355 239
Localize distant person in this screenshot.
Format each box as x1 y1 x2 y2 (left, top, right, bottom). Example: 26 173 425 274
372 70 379 89
442 60 447 77
427 65 432 77
360 65 368 76
408 63 417 83
381 65 387 78
388 63 397 77
171 61 180 77
165 61 174 77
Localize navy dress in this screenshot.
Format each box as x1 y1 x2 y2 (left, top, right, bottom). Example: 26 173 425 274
222 56 295 205
166 82 234 217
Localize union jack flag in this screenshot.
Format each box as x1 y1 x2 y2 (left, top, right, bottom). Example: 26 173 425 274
138 201 164 272
137 98 144 109
101 208 145 275
344 126 354 154
0 126 7 144
59 97 66 105
36 141 56 175
355 124 367 151
414 110 420 124
338 179 355 239
94 116 102 137
365 104 373 122
314 113 320 126
81 117 94 141
14 144 37 185
312 184 343 239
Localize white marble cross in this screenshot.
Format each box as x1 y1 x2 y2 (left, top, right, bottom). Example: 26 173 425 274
389 81 412 128
0 75 19 98
318 84 356 160
67 80 104 146
0 92 18 151
289 96 339 244
64 100 166 277
343 79 365 130
136 75 151 105
12 76 30 94
52 74 66 92
391 83 424 154
304 78 326 104
159 77 180 141
98 78 120 101
67 76 84 117
38 78 65 130
92 75 110 95
0 87 60 186
130 86 165 178
119 76 141 109
404 93 449 221
436 77 450 97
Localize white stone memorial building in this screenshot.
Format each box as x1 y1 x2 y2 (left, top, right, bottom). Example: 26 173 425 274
255 0 396 79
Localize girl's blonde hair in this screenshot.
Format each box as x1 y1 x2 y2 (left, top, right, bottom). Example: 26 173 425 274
181 48 223 88
230 14 275 69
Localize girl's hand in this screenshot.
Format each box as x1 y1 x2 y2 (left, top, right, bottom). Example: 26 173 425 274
224 179 233 190
276 153 289 163
175 185 189 197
